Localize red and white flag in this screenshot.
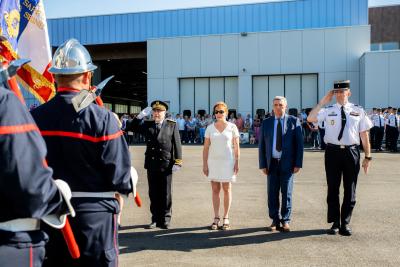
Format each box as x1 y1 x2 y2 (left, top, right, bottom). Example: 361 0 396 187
0 0 55 103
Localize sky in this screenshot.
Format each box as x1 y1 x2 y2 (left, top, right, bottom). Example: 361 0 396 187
43 0 400 19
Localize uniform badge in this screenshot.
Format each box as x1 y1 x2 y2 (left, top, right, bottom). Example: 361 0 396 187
330 120 335 125
350 112 360 116
328 112 337 116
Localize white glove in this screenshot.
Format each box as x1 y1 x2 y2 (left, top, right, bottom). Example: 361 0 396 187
42 179 76 229
137 107 152 119
172 165 181 172
130 166 138 197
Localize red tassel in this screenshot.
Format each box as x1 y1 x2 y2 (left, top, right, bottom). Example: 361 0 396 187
61 217 80 259
134 193 142 207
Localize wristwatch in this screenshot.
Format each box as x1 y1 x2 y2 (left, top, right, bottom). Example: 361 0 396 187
365 156 372 161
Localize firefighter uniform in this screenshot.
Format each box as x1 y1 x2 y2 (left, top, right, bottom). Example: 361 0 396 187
317 80 373 235
31 39 132 267
129 101 182 228
0 86 65 267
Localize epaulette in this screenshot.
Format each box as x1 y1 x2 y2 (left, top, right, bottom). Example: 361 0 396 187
166 118 176 123
325 105 333 108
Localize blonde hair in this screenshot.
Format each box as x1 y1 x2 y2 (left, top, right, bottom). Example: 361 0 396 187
213 101 229 114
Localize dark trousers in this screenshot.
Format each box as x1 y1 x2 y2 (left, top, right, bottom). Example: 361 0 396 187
325 144 360 225
387 126 399 151
319 128 326 150
147 169 172 225
0 230 46 267
179 130 185 143
375 127 384 150
267 159 294 224
370 126 378 149
386 128 392 150
43 211 118 267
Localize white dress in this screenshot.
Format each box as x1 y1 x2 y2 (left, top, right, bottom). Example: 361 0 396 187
205 122 239 182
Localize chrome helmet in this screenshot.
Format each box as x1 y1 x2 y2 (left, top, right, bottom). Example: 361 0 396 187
49 38 97 75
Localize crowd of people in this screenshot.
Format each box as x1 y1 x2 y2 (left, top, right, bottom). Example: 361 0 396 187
118 106 399 152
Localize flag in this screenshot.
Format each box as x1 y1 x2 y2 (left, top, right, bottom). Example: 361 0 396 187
0 0 55 103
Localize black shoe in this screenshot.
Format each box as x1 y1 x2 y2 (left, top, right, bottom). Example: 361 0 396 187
160 223 170 229
327 222 340 235
146 222 157 229
339 225 352 236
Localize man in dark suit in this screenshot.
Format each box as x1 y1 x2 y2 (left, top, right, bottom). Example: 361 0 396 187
129 101 182 229
259 96 304 232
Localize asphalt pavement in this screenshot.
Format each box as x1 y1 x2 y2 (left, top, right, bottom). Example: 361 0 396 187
118 145 400 267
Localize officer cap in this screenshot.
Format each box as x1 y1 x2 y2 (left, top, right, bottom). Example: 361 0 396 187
333 80 350 91
151 100 168 111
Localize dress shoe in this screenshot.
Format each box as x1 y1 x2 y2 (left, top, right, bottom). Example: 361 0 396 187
266 222 279 232
146 222 157 229
327 222 340 235
339 225 352 236
281 223 290 232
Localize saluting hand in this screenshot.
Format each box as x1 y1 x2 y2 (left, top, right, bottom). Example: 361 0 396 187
319 90 334 106
137 107 152 119
362 159 370 174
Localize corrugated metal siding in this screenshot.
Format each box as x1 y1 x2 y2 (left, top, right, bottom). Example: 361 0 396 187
48 0 368 46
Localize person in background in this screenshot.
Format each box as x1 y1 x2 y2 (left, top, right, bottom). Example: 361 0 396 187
176 114 186 143
203 102 240 231
198 116 208 144
253 114 261 144
235 113 244 132
228 113 236 124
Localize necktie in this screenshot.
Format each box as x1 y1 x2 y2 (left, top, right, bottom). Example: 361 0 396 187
395 116 398 127
276 119 282 152
338 106 346 141
155 123 161 135
379 116 382 128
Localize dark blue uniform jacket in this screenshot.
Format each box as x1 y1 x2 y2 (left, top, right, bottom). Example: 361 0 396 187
0 86 64 246
31 88 132 214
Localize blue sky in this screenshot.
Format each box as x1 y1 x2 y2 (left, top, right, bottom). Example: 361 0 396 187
43 0 400 19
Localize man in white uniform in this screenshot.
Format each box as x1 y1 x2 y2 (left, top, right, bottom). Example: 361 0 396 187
308 80 373 236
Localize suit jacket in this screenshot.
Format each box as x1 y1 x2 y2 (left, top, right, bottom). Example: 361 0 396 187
258 114 303 174
129 118 182 172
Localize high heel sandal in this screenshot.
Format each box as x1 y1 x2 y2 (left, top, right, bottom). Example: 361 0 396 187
210 217 220 230
222 218 230 230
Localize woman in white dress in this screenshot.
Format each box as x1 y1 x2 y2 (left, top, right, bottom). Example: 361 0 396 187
203 102 240 230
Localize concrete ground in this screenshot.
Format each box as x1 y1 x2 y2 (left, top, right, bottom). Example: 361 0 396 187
118 145 400 267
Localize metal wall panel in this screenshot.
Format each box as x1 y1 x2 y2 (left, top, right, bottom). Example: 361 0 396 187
301 74 318 109
48 0 368 46
253 76 269 114
224 77 238 111
268 76 284 106
194 78 209 113
285 75 301 110
209 78 224 113
180 78 195 114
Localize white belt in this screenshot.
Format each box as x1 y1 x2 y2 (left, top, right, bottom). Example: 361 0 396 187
0 218 40 232
72 191 116 198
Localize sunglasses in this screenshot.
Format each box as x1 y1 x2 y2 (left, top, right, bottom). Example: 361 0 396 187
214 110 225 114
